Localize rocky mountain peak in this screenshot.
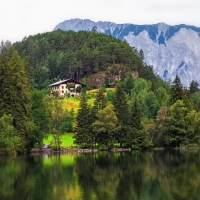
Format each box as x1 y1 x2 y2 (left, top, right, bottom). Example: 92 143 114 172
54 18 200 86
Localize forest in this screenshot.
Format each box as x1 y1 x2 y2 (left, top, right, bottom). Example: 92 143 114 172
0 30 200 155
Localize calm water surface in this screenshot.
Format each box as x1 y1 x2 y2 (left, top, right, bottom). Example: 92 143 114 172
1 150 200 200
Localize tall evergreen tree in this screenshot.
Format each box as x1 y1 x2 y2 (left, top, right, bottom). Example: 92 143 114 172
74 95 94 148
31 90 50 147
0 51 32 151
130 94 142 130
113 83 130 147
129 94 145 148
94 88 107 111
170 75 183 105
189 80 199 95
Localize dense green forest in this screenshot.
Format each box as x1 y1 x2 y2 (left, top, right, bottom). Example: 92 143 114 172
1 29 164 90
0 30 200 154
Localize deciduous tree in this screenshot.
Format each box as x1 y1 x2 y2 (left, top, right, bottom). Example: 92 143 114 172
92 104 119 148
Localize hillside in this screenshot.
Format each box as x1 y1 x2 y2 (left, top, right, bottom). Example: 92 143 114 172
9 30 164 89
54 19 200 86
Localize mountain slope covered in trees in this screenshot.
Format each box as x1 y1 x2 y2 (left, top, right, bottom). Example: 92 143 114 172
5 30 165 89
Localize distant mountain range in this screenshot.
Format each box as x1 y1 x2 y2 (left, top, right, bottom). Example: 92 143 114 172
54 18 200 86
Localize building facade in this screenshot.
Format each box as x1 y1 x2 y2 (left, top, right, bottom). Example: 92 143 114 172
50 79 85 97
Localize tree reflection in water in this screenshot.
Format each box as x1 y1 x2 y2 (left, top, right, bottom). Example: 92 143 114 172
1 150 200 200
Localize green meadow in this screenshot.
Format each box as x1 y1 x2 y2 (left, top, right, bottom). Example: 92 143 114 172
62 96 94 112
43 133 75 147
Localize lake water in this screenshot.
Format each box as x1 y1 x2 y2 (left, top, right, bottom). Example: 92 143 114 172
1 150 200 200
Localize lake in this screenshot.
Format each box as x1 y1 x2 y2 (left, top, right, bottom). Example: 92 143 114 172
1 150 200 200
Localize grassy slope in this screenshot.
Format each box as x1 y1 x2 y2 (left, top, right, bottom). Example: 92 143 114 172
62 96 94 112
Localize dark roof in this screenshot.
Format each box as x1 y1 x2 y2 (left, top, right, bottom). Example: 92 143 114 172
50 78 86 86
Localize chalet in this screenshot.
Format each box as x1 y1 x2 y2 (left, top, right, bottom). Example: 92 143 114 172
50 78 86 97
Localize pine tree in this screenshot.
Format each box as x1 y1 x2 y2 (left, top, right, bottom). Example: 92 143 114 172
129 94 144 148
170 75 183 105
113 83 130 147
94 88 107 111
31 90 50 146
0 51 32 151
74 95 94 148
189 80 199 95
131 94 142 130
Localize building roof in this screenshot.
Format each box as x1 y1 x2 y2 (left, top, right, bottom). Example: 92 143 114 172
50 78 86 86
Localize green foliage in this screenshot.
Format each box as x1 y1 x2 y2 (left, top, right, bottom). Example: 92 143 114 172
92 104 119 148
0 114 20 155
122 72 135 96
155 87 169 107
190 92 200 111
114 83 130 126
31 90 50 146
59 109 74 133
132 78 151 95
93 88 107 111
106 89 115 103
137 90 159 118
163 100 188 147
10 30 143 89
189 80 199 95
50 133 62 149
170 75 183 105
130 95 142 130
74 95 94 148
113 83 130 147
0 51 32 151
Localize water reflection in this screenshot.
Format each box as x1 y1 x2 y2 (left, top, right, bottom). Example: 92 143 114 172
0 150 200 200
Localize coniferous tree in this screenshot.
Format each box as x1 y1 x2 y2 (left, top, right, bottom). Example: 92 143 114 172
131 95 142 130
0 51 32 151
113 83 130 147
94 88 107 111
129 94 145 148
170 75 183 105
189 80 199 95
31 90 50 147
74 95 94 148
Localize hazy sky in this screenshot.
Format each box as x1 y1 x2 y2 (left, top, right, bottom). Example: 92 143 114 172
1 0 200 43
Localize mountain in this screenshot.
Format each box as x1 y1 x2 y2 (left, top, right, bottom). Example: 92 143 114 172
54 18 200 86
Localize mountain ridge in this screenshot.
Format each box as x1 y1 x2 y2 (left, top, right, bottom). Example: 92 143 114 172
54 19 200 86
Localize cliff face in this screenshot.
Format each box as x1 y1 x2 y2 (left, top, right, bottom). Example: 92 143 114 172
54 19 200 86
